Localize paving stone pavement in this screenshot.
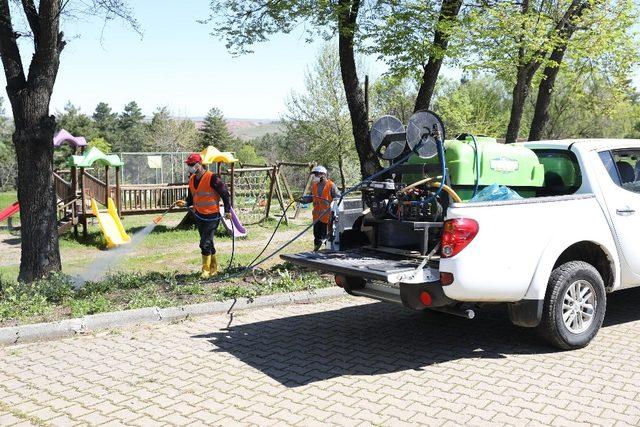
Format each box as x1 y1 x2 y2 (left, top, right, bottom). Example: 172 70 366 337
3 287 640 426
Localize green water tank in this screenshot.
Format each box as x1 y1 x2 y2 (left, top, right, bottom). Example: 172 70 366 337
404 136 545 200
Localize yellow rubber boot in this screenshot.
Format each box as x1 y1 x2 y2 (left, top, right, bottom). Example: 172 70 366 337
201 255 212 278
210 254 218 276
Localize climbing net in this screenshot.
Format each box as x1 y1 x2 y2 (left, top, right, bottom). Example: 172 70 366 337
232 168 272 224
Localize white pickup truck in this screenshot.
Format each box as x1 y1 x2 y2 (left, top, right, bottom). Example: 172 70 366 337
283 139 640 349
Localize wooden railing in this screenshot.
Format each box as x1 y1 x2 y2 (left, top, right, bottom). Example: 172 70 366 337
83 172 108 205
53 172 74 203
118 184 189 214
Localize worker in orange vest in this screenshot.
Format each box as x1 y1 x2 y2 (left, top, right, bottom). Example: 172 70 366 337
300 165 341 251
176 153 232 278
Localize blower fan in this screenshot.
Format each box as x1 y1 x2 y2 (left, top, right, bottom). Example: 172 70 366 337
406 110 445 159
369 115 406 160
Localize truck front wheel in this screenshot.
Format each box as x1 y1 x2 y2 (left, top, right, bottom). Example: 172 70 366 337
537 261 606 350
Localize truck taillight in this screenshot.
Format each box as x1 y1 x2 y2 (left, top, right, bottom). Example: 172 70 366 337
441 218 479 258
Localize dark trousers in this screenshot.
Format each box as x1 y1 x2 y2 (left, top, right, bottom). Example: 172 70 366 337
313 221 329 247
196 217 220 255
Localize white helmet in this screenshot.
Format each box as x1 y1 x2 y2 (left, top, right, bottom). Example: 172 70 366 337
312 165 327 174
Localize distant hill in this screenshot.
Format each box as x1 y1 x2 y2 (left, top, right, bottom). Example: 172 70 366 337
191 117 284 141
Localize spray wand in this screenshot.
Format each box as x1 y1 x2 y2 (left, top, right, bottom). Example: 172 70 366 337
153 201 179 225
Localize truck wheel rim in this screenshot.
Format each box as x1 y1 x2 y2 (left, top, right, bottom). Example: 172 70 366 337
562 280 596 334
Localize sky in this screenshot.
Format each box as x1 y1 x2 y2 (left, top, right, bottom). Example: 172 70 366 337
0 1 378 120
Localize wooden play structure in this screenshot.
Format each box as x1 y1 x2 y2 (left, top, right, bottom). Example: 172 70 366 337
50 130 316 240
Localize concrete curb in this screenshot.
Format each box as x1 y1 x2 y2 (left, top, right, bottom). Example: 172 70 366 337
0 287 345 346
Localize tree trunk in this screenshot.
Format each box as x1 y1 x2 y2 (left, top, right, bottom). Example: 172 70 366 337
505 66 535 143
0 0 65 281
528 44 569 141
337 0 381 179
414 0 463 112
13 107 61 282
528 1 588 141
337 152 346 190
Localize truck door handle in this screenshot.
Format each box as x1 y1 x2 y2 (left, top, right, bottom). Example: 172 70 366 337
616 207 636 216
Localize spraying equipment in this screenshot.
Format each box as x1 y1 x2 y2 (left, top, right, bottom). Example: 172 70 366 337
341 110 546 257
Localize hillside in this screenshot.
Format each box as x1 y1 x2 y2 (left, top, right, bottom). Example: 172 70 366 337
192 117 283 141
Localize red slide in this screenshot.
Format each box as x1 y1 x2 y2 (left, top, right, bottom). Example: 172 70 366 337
0 201 19 222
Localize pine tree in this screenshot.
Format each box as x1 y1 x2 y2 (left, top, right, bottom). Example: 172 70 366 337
117 101 147 151
200 107 233 151
92 102 118 145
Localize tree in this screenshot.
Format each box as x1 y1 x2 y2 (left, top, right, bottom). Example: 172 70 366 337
0 0 138 282
464 0 599 142
528 0 639 141
284 44 358 189
370 75 417 123
364 0 465 112
205 0 381 178
0 97 15 191
88 137 112 153
146 107 200 152
57 102 98 140
236 144 265 166
537 70 640 140
433 77 512 137
92 101 118 144
199 107 234 151
116 101 146 152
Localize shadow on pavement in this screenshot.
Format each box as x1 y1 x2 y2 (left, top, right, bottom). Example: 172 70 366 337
193 299 555 387
194 286 640 387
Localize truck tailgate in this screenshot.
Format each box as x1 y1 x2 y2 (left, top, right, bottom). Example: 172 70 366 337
281 249 437 283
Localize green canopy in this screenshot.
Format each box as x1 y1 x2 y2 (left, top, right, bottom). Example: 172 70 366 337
67 147 124 168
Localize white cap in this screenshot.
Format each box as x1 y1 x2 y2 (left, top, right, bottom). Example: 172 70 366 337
312 165 327 174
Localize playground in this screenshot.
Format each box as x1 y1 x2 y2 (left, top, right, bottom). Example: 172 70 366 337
0 131 326 326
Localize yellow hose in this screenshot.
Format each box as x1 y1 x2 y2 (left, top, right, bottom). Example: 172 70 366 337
400 176 443 194
400 176 464 203
428 182 463 203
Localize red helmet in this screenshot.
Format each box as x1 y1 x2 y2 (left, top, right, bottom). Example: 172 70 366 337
185 153 202 165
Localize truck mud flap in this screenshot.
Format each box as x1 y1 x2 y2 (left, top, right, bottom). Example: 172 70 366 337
281 249 435 284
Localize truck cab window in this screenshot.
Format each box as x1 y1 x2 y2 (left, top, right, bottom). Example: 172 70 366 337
600 149 640 194
532 149 582 196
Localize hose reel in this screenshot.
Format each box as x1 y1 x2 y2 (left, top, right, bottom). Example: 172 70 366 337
370 110 445 161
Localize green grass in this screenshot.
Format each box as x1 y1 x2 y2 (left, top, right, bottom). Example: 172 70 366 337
0 202 320 325
0 191 16 209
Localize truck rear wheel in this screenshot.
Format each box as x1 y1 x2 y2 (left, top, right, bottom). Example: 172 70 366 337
538 261 606 350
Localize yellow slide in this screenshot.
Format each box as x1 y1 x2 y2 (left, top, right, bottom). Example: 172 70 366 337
90 197 131 249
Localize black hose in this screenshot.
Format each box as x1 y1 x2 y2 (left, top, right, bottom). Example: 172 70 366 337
246 199 296 267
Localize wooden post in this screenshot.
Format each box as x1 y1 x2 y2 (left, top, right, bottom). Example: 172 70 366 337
230 162 235 207
80 168 87 238
104 165 110 206
294 163 315 219
274 167 289 225
115 166 122 217
71 165 78 238
264 166 277 222
279 167 295 203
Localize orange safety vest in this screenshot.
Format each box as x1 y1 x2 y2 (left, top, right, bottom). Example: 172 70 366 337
189 171 221 215
312 179 334 224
